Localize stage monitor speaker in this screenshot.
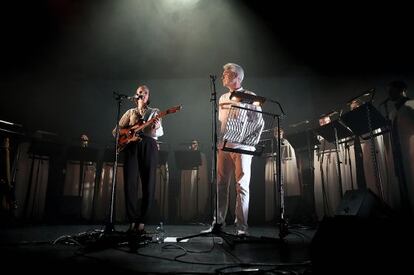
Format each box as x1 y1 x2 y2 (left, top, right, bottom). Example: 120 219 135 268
335 188 392 218
311 189 409 274
310 216 407 274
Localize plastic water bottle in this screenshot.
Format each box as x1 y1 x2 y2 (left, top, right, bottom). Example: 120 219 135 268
155 222 166 243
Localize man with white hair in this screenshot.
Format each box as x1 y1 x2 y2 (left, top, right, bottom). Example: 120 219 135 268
203 63 263 236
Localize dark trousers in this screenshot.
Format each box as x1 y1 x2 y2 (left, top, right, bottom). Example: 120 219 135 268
123 136 158 224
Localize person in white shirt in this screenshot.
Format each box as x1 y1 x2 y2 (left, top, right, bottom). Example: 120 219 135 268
203 63 264 236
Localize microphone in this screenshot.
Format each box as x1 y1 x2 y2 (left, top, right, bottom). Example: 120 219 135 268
346 88 375 104
321 110 338 117
113 91 128 99
127 95 144 101
289 120 310 128
113 91 143 101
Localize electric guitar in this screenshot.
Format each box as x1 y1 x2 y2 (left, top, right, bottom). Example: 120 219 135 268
117 105 181 153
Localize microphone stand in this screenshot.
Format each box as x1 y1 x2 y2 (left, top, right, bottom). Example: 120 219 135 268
105 92 126 232
268 98 288 239
210 75 219 230
176 75 240 247
77 92 129 251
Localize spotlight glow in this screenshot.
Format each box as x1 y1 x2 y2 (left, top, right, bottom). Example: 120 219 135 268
163 0 201 10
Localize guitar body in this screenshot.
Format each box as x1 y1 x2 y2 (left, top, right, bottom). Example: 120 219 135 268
117 126 143 152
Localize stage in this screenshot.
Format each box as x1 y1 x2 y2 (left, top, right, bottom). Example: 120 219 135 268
1 215 413 274
0 224 313 274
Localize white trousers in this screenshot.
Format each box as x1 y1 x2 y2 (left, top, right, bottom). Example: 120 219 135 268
215 150 253 231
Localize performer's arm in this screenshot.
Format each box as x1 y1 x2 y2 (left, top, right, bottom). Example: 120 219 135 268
112 109 133 137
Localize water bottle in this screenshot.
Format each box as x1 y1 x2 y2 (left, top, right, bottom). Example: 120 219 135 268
155 222 166 243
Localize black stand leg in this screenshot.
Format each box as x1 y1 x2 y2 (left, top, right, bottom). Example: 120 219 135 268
176 75 231 244
176 223 240 248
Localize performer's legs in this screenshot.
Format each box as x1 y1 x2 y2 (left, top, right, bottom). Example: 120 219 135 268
215 150 234 225
137 137 158 226
123 143 140 225
233 153 253 234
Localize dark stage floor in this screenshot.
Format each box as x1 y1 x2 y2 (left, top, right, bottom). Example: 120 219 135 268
0 223 314 274
1 218 412 274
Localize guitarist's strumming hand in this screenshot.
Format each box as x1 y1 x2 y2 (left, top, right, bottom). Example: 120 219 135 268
152 117 161 130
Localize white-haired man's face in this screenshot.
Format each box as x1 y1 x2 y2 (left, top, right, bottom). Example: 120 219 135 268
221 69 239 90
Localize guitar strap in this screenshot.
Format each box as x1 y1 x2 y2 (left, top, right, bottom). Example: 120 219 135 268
142 107 157 122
